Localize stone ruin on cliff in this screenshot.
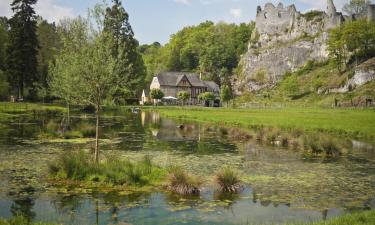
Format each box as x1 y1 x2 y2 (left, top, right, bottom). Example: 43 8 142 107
235 0 375 93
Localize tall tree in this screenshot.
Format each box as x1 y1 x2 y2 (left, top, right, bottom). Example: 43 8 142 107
6 0 39 99
343 0 370 17
104 0 146 101
50 32 117 163
37 19 60 92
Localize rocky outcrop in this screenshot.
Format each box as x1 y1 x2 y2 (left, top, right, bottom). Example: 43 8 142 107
328 58 375 94
234 1 375 94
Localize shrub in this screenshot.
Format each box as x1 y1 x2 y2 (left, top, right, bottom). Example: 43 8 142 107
166 166 201 195
214 167 242 193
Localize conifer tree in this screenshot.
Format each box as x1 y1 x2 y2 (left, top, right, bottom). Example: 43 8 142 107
6 0 39 99
104 0 146 101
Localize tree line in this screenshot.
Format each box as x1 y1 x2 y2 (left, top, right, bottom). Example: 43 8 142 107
140 21 255 87
0 0 145 103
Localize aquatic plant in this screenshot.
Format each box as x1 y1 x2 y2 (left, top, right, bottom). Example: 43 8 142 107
303 135 342 157
214 167 242 193
166 166 201 195
0 215 60 225
48 151 164 186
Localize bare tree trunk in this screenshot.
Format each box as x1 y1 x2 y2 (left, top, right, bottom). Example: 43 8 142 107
95 105 100 163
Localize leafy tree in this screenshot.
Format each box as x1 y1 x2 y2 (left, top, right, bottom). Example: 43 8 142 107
142 21 255 87
50 16 117 163
343 0 370 17
104 0 146 100
0 70 9 99
37 19 61 95
342 20 375 62
0 17 8 72
6 0 39 99
49 17 89 122
139 42 167 84
221 85 232 107
198 92 215 106
177 91 190 106
150 88 164 104
328 27 347 73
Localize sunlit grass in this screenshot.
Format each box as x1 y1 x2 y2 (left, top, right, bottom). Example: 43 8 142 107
150 107 375 139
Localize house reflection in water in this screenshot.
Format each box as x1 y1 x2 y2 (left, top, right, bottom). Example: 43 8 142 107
141 111 200 141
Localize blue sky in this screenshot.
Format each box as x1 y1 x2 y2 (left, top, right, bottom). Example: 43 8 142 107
0 0 373 44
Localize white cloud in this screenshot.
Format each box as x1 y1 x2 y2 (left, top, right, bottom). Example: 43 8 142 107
0 0 74 23
229 8 242 19
174 0 191 5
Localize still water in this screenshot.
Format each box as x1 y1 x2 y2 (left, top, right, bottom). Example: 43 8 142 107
0 110 374 225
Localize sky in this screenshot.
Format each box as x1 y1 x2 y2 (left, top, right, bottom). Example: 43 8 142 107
0 0 373 44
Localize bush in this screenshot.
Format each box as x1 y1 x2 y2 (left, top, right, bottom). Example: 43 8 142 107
166 166 201 195
214 167 242 193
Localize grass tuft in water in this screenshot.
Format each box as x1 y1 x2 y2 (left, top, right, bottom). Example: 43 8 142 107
48 151 165 186
166 166 201 195
214 167 243 193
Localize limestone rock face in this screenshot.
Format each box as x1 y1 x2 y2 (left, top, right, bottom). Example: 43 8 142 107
235 1 344 94
329 58 375 93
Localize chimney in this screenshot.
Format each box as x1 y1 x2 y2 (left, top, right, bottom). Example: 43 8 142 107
199 72 202 80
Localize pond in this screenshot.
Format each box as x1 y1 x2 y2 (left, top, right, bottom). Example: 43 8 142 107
0 109 374 225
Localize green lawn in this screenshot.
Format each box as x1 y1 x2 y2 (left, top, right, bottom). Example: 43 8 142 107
150 107 375 139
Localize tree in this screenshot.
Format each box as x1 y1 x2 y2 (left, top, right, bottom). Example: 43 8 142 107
343 0 370 17
328 27 347 73
342 20 375 62
177 91 190 106
220 85 232 107
198 92 215 106
104 0 146 100
37 19 61 97
49 17 89 123
150 88 164 105
281 74 300 97
6 0 39 99
50 15 117 163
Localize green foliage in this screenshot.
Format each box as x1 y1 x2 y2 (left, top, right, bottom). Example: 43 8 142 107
141 21 255 85
198 92 215 102
0 70 9 99
280 73 300 97
150 88 164 100
49 151 165 186
0 216 59 225
166 165 201 195
214 167 242 193
36 19 61 98
328 20 375 72
343 0 371 16
301 10 324 22
328 27 347 73
177 91 190 105
104 0 146 99
220 85 232 106
6 0 39 99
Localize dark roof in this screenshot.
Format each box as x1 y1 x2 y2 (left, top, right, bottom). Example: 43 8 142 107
156 72 206 87
143 89 150 96
203 80 220 92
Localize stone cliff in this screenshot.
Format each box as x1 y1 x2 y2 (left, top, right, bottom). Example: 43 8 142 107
235 0 375 94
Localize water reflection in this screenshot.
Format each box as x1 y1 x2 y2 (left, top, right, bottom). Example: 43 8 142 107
0 110 374 224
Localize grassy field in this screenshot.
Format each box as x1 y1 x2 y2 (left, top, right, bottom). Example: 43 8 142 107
150 107 375 139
